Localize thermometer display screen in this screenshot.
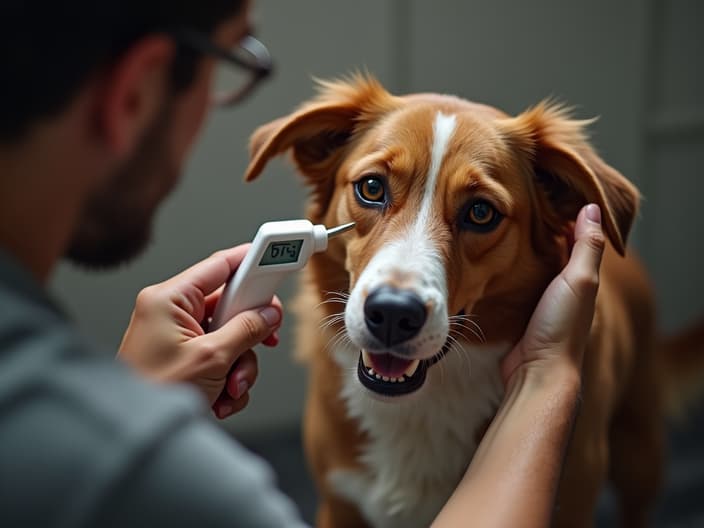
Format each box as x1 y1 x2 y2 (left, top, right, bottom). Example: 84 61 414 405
259 239 304 266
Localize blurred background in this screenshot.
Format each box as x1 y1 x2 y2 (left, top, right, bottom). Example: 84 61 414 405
51 0 703 525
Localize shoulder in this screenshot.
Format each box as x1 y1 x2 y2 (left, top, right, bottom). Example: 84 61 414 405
91 417 309 528
2 358 307 527
0 282 307 527
0 314 206 525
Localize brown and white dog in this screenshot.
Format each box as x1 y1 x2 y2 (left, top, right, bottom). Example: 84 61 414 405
244 76 667 527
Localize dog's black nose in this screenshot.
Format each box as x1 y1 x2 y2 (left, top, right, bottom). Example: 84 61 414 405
364 286 427 347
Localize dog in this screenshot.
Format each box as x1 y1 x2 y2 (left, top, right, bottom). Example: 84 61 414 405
243 75 681 527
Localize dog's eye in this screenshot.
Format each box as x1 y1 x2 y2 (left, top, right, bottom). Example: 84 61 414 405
459 200 503 232
355 176 387 205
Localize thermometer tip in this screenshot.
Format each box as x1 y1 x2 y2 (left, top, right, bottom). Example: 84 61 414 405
326 222 356 238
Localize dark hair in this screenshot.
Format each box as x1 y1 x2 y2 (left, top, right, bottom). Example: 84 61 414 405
0 1 245 141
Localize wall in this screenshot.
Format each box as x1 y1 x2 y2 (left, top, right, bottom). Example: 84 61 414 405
51 0 704 434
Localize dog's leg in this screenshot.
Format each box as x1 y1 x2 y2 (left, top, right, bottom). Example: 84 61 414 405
608 353 664 528
608 410 664 527
553 411 610 528
552 342 616 528
302 362 372 528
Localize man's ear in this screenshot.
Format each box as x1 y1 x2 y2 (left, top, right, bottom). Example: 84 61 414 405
100 35 175 157
498 101 640 255
243 75 399 218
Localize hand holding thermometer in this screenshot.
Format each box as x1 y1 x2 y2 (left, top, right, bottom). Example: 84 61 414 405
209 219 355 331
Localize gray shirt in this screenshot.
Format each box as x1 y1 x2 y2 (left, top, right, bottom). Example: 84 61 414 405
0 250 309 527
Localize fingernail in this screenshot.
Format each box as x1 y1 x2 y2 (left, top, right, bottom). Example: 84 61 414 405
219 404 233 418
259 306 281 327
236 380 249 399
586 204 601 225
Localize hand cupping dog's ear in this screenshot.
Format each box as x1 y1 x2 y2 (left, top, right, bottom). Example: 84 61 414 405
500 204 605 389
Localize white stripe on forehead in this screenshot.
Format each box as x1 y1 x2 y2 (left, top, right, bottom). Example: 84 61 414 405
416 112 457 229
344 112 456 349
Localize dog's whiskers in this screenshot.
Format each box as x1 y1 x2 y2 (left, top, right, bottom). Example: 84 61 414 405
447 331 472 376
326 330 347 350
319 312 346 331
320 311 344 322
449 314 486 344
450 323 484 344
318 298 350 307
315 290 351 311
315 291 352 355
437 352 447 385
325 329 352 356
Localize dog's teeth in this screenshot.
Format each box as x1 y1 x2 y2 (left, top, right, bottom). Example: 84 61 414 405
362 350 372 368
404 360 420 377
363 349 419 382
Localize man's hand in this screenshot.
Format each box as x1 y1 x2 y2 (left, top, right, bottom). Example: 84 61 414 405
434 204 605 528
500 203 606 388
117 245 283 419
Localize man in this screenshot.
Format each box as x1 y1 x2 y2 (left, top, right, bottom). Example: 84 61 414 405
0 1 304 526
0 1 605 526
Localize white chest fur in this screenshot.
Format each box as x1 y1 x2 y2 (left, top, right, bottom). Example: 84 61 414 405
329 342 507 528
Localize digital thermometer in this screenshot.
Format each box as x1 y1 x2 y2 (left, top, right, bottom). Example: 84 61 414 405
209 219 355 331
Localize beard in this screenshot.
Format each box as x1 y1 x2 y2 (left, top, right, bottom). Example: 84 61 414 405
65 103 179 270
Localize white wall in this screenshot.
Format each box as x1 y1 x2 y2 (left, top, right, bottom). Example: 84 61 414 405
51 0 399 434
637 0 704 331
51 0 704 434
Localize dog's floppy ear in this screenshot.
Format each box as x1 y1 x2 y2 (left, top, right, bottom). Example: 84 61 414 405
243 75 399 218
499 102 640 255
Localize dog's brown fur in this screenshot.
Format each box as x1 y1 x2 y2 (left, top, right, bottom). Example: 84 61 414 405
244 75 698 527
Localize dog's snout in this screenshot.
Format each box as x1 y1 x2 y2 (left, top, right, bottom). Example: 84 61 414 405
364 286 427 347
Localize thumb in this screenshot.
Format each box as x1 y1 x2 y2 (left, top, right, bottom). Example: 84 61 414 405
500 203 605 385
563 203 606 295
204 306 282 365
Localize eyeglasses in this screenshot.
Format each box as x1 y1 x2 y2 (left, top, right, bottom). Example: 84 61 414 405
172 29 273 106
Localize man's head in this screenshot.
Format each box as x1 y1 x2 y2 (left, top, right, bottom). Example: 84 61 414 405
0 0 255 270
1 1 248 142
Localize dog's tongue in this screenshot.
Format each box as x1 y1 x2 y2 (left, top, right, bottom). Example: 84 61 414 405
363 351 415 378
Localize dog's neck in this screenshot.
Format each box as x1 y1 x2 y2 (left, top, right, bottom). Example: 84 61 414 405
328 340 508 527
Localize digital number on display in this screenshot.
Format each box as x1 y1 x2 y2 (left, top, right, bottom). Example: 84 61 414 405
259 239 304 266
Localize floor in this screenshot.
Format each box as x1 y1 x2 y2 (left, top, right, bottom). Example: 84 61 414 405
235 399 704 527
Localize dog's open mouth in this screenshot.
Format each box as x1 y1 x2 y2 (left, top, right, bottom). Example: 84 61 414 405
356 343 450 397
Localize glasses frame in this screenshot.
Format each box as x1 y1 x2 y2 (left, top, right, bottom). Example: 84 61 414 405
171 29 273 106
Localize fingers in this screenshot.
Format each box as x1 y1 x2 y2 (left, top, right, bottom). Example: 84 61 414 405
167 244 252 297
195 304 282 372
499 204 605 387
213 391 250 419
562 204 605 297
201 287 225 330
262 331 280 347
226 349 259 400
260 298 283 346
222 305 282 349
212 349 259 419
202 290 283 336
